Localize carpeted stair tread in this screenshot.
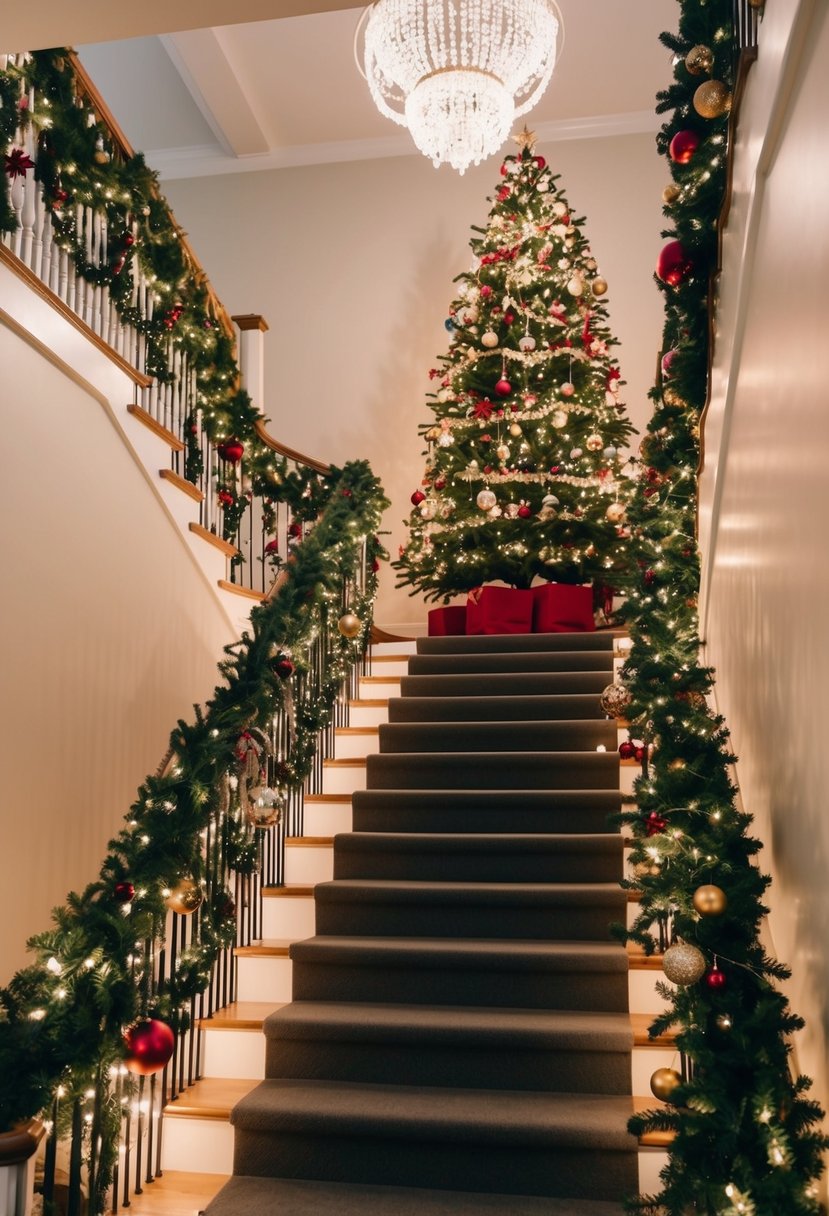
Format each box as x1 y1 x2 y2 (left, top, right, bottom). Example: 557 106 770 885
264 1001 633 1052
388 692 607 722
315 879 623 906
407 651 613 675
231 1078 636 1152
378 719 617 752
351 788 623 835
206 1173 627 1214
400 670 611 697
332 832 624 882
366 750 619 790
416 631 616 655
290 935 627 972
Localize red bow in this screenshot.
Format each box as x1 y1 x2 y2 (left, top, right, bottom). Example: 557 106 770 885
4 148 35 179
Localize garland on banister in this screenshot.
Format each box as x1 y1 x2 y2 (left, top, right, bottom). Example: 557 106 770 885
611 1 828 1212
1 48 307 558
0 460 388 1213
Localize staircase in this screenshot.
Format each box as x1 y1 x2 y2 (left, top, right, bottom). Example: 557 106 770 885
161 632 673 1212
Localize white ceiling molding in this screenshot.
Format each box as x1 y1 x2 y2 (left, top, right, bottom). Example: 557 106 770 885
149 109 661 181
162 30 270 158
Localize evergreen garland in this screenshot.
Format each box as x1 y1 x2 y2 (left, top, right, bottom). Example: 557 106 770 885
616 1 828 1211
0 459 388 1165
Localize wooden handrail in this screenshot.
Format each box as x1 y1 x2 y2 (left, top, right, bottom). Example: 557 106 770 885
254 418 331 476
67 51 236 344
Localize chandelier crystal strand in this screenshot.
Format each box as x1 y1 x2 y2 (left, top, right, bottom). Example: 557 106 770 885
360 0 561 174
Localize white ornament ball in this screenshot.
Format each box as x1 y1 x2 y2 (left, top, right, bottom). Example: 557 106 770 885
505 503 520 519
420 500 437 520
604 446 618 460
606 502 627 523
476 489 497 511
536 179 548 193
552 201 568 218
488 505 503 519
542 494 560 508
559 382 575 398
437 388 451 403
570 448 583 459
567 276 584 297
509 423 523 437
463 307 479 324
551 410 568 429
586 434 603 451
437 432 453 448
495 443 511 461
519 335 536 352
481 331 499 349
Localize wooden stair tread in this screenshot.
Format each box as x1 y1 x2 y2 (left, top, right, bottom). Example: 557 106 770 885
127 402 185 451
263 883 316 898
285 836 334 847
217 578 266 602
627 943 664 970
336 727 380 736
159 466 203 502
305 794 353 804
234 939 293 958
360 676 403 683
350 699 390 708
197 1001 286 1030
110 1169 227 1213
163 1077 256 1120
189 520 240 558
632 1095 674 1147
324 757 368 767
630 1013 675 1048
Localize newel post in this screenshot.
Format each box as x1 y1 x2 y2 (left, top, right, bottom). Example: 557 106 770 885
0 1121 44 1216
231 314 269 407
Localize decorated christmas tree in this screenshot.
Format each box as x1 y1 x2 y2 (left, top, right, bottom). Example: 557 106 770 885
394 128 635 606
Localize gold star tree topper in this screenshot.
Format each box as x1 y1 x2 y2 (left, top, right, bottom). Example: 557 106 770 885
512 125 538 153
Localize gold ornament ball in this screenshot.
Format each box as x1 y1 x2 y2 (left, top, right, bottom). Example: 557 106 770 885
693 883 728 916
663 941 707 985
591 277 608 297
693 79 732 119
662 182 681 205
338 612 362 639
164 878 203 916
94 149 111 164
509 423 523 437
685 44 714 75
650 1067 683 1103
606 502 627 524
599 682 632 719
481 331 499 349
425 426 441 442
246 786 284 830
586 434 604 452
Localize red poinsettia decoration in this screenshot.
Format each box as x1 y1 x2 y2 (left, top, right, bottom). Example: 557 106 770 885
4 148 35 179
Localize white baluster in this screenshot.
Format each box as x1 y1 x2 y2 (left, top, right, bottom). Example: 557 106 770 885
18 91 37 267
84 206 95 328
35 191 51 284
69 204 83 316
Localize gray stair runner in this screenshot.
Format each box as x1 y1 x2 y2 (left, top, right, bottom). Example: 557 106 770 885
207 630 637 1214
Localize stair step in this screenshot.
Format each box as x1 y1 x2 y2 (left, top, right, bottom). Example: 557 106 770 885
366 751 619 791
400 670 611 698
290 936 630 1012
333 831 624 882
416 633 615 655
314 880 626 941
198 1002 285 1031
378 719 617 753
388 692 606 722
351 788 622 834
304 795 353 835
408 651 613 675
230 1079 638 1199
206 1174 627 1216
264 1001 634 1094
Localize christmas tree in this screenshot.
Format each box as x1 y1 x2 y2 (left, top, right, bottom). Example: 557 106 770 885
394 128 635 604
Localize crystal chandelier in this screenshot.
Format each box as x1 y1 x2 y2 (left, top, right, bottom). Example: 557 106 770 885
357 0 563 175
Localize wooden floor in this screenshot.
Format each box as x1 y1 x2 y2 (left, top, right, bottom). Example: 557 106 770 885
117 1172 228 1215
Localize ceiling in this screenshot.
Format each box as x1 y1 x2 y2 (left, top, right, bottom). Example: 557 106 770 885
63 1 676 180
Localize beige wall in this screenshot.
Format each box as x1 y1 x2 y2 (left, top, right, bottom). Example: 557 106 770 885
165 134 666 630
700 0 829 1115
0 322 236 982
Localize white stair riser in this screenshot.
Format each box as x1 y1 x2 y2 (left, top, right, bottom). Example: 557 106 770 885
235 956 293 1003
284 845 334 884
629 969 672 1015
359 678 401 699
620 766 637 796
367 659 410 677
201 1028 265 1080
304 799 353 835
323 764 367 795
334 731 379 758
349 704 390 728
371 642 418 656
161 1116 234 1175
262 895 316 940
639 1148 669 1194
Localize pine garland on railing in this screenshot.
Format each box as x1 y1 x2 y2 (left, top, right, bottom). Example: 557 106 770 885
0 459 387 1204
612 1 828 1212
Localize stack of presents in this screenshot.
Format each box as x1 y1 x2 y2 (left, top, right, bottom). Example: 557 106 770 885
428 582 612 636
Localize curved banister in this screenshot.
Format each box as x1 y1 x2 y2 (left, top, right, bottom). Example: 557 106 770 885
254 418 331 476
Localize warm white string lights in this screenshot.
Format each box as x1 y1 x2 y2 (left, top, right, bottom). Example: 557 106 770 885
356 0 563 173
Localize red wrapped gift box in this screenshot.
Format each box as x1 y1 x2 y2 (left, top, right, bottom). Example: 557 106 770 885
427 605 468 636
532 582 595 633
466 585 534 635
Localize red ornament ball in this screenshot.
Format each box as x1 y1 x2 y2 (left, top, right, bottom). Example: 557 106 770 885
217 439 244 464
411 490 426 506
500 162 509 176
661 349 678 379
705 966 727 990
433 478 446 490
288 521 303 538
272 654 295 679
656 241 694 286
534 155 546 170
634 745 646 763
218 489 234 508
619 741 636 760
669 129 701 164
645 812 668 836
517 505 532 519
113 881 135 904
497 186 511 201
123 1019 175 1076
495 378 512 397
480 285 492 298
